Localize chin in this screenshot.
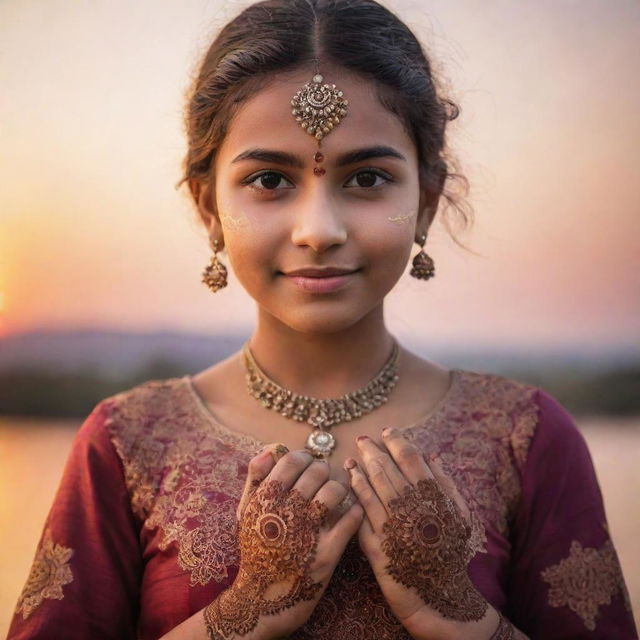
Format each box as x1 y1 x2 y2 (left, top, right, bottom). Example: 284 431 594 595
270 303 375 335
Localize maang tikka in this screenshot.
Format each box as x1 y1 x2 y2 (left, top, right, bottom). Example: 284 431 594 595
291 67 349 174
202 239 228 292
410 233 436 280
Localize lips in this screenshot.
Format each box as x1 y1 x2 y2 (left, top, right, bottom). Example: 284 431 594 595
281 267 360 293
283 267 360 277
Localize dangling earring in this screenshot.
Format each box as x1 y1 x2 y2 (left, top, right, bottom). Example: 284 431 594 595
410 233 435 280
202 239 228 292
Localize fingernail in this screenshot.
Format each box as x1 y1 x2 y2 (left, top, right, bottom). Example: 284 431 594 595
344 458 357 470
356 435 369 443
382 427 395 438
269 444 289 463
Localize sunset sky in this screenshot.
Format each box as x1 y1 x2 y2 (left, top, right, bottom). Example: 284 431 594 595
1 0 638 351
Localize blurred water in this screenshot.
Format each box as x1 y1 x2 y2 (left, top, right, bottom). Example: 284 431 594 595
1 416 638 636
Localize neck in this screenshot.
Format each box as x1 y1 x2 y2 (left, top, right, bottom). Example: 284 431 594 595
246 304 397 399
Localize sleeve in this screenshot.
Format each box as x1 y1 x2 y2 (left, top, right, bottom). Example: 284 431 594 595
506 389 638 639
7 399 143 639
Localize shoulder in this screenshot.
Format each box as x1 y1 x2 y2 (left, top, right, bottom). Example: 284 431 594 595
451 368 581 469
101 376 191 419
97 376 197 440
64 377 188 459
89 376 200 475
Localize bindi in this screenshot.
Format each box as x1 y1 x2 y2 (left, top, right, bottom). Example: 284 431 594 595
313 151 326 177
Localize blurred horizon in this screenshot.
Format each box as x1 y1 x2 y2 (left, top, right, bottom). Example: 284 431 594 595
1 0 639 348
1 327 639 418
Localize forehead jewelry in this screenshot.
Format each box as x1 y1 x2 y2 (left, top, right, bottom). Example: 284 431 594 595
242 339 399 458
291 70 349 177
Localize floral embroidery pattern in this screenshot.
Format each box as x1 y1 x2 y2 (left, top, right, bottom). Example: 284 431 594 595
541 539 629 630
403 371 539 549
15 529 74 620
103 369 540 637
105 379 262 587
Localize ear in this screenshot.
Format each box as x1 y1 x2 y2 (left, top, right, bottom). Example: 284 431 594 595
415 162 446 239
188 178 223 245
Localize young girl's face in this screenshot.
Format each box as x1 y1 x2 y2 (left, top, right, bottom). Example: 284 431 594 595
199 65 436 334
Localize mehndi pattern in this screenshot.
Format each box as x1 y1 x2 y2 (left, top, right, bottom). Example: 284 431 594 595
381 478 487 621
204 479 328 638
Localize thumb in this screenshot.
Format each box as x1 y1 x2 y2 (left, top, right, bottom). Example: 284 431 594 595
236 443 289 520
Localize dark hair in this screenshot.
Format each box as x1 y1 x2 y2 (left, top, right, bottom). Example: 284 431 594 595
180 0 472 244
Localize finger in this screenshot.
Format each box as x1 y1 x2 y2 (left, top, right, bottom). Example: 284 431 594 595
312 479 348 518
265 448 316 491
327 501 364 551
355 435 410 506
290 458 331 500
344 457 388 534
426 454 471 522
381 427 435 485
236 443 288 520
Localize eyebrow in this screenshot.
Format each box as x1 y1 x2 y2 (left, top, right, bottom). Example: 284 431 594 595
231 145 407 168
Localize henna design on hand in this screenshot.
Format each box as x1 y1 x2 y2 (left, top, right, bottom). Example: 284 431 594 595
204 479 329 638
381 478 487 621
490 611 516 639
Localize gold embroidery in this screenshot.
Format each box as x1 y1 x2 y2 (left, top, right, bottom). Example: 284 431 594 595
540 539 628 630
104 370 540 637
15 529 74 620
105 379 262 587
403 371 539 549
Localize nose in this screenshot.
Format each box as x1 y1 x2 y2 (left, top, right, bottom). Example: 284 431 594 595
290 192 348 253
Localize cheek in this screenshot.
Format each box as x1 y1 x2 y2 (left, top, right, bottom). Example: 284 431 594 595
360 206 416 273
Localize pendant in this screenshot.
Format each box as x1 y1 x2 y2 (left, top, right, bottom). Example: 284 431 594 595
306 429 336 458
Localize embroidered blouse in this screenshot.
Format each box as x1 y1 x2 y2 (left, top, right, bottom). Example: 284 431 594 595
7 369 638 639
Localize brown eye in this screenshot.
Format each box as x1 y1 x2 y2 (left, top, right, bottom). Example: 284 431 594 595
356 171 377 187
242 171 294 192
345 168 393 189
257 172 283 189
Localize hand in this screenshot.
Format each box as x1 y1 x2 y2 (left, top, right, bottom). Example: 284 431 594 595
345 428 489 636
204 444 364 640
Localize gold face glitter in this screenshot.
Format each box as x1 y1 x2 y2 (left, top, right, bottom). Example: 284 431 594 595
220 211 251 232
387 210 416 226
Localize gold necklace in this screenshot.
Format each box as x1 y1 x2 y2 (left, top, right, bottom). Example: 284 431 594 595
242 340 400 458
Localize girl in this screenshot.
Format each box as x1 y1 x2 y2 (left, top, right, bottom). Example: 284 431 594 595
8 1 637 638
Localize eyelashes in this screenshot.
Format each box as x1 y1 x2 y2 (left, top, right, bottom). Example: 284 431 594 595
240 168 395 194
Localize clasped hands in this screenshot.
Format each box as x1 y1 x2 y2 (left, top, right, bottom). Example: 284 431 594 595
218 430 500 640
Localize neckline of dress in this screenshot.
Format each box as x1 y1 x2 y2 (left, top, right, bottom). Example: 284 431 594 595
182 367 464 451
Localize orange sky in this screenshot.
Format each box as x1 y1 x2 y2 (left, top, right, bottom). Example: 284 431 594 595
1 0 638 349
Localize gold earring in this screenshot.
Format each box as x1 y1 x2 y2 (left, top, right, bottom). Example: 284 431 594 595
202 239 228 292
410 233 435 280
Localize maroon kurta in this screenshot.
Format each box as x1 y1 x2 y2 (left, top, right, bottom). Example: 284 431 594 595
7 369 637 639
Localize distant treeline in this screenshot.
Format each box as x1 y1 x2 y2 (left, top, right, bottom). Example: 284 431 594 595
0 359 638 418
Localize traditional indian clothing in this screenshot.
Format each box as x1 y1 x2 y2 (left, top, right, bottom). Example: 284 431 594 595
7 369 638 639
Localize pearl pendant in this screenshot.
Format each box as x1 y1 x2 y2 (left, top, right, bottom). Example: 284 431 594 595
306 429 336 458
